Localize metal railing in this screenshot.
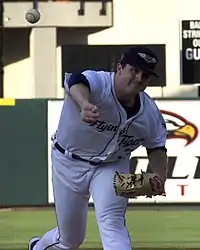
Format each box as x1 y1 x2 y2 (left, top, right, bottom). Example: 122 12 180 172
3 0 112 16
78 0 109 15
3 0 112 2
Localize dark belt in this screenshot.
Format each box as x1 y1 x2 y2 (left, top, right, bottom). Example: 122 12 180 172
54 142 101 166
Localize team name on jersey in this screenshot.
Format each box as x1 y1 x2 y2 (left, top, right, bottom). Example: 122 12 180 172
89 120 119 132
89 120 145 152
118 134 145 147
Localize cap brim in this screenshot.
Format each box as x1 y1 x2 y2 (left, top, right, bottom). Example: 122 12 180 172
150 70 159 78
131 63 159 78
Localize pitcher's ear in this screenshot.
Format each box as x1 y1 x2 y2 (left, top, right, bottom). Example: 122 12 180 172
116 61 123 74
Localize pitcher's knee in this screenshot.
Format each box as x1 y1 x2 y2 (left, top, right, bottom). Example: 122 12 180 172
60 232 85 249
98 212 126 231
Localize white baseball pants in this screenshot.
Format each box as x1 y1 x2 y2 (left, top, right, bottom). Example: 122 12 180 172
33 146 132 250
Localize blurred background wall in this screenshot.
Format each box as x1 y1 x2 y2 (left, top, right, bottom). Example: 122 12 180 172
3 0 200 99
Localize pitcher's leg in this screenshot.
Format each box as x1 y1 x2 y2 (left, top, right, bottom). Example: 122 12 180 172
33 149 90 250
90 160 132 250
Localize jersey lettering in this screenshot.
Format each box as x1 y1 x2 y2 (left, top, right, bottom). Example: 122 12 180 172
89 120 119 133
118 134 145 147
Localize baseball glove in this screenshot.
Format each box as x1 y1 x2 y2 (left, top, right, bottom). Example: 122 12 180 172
113 171 164 198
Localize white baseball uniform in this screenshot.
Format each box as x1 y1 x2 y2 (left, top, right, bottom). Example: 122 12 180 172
34 70 166 250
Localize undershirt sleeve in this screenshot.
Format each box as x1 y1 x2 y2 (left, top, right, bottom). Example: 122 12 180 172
63 70 105 104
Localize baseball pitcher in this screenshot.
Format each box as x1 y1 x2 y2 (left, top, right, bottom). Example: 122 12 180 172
29 46 168 250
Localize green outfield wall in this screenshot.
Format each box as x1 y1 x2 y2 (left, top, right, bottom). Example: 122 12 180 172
0 99 48 206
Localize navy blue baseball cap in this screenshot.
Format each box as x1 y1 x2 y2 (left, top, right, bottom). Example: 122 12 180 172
120 46 159 77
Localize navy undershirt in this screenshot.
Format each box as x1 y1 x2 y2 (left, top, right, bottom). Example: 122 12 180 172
120 94 140 119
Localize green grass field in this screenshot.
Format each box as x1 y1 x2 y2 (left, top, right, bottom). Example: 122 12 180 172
0 208 200 250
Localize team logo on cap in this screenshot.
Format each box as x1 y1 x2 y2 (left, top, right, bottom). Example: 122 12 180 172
138 53 157 64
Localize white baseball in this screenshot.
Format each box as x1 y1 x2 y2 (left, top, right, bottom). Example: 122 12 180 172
25 9 41 24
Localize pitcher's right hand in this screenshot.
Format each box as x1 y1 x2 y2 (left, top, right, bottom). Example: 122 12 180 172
81 102 100 123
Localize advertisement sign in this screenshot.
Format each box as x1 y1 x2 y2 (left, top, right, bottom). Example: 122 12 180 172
181 20 200 84
47 100 200 204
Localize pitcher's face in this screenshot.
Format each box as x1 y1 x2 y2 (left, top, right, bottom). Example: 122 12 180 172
116 63 153 96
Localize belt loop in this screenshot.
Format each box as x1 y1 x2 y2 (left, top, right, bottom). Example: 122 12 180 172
51 130 57 141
